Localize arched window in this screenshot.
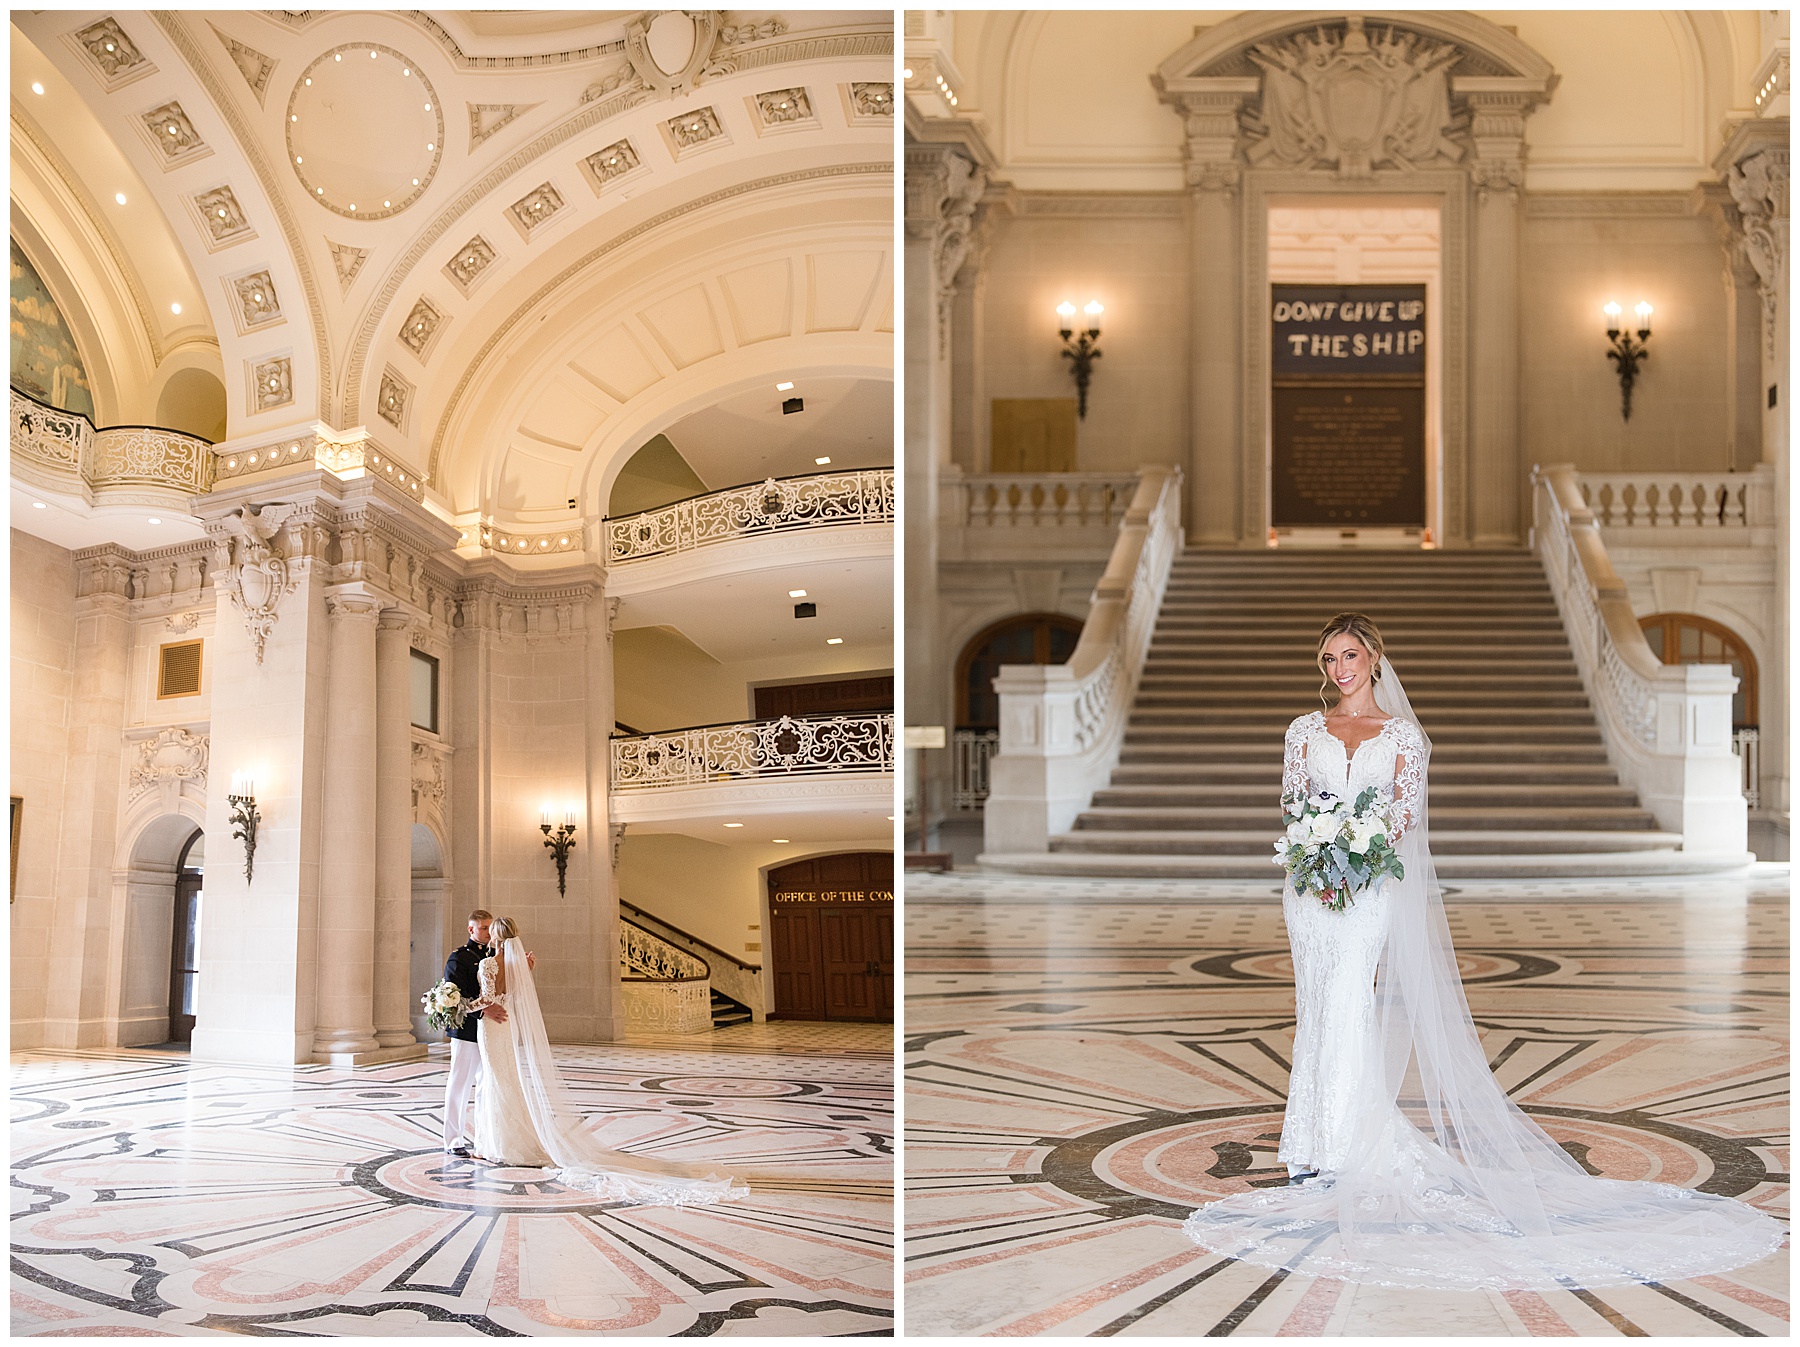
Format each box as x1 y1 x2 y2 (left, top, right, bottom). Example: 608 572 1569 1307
955 613 1084 730
1639 613 1758 729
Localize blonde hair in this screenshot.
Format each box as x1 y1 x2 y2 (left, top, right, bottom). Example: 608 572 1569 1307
489 916 518 944
1316 612 1385 708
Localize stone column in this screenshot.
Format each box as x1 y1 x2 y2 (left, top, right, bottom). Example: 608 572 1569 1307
310 593 381 1062
586 592 621 1041
373 609 420 1052
1721 119 1789 821
1168 90 1252 545
1695 182 1771 473
1464 91 1539 547
904 141 984 844
42 547 134 1047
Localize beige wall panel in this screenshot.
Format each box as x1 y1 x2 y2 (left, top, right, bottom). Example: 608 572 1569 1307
806 251 886 332
1521 210 1732 473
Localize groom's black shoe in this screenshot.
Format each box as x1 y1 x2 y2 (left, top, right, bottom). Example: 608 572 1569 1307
447 1145 473 1158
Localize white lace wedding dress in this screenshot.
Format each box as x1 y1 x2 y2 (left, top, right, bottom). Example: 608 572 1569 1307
1277 711 1421 1176
470 955 553 1167
1181 667 1784 1290
472 940 748 1208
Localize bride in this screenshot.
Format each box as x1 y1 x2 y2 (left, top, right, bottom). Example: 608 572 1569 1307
467 916 746 1206
1182 612 1782 1289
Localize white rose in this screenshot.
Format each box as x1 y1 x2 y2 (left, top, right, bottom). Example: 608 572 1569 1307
1306 812 1339 845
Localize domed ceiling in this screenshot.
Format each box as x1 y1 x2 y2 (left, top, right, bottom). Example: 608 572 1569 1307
10 8 894 549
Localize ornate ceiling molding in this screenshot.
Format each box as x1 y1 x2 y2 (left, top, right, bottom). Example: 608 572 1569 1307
426 160 892 483
154 11 332 423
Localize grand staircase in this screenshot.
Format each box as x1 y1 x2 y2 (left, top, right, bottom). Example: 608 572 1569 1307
985 548 1733 880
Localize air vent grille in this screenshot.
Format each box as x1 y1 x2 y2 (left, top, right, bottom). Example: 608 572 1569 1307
158 640 203 698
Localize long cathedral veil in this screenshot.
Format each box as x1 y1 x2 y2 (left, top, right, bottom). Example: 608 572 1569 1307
501 939 748 1207
1182 657 1782 1288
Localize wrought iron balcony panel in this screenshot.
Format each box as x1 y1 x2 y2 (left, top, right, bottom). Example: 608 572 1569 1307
612 712 895 791
12 389 214 496
607 468 894 563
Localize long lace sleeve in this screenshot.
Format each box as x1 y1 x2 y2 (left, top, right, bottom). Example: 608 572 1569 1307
1282 715 1312 809
1390 718 1425 840
469 955 505 1011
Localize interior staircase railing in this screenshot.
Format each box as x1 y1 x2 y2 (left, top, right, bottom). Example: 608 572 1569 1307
1531 463 1748 855
983 465 1184 853
620 899 762 1019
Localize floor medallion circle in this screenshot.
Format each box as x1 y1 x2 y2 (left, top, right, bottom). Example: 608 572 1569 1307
357 1149 608 1213
1038 1104 1773 1220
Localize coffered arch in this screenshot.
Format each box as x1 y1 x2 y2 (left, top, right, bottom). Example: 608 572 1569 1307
434 175 892 521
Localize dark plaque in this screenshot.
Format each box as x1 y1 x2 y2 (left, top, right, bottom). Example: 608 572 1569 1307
1271 284 1426 528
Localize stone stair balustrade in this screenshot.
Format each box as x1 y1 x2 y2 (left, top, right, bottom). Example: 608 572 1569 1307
983 466 1183 852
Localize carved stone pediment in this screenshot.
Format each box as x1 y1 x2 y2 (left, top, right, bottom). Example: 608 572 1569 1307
1245 17 1464 177
130 728 209 795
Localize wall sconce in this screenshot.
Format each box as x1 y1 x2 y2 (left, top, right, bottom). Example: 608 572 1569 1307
1603 300 1653 420
1057 300 1104 419
228 772 260 882
540 805 577 896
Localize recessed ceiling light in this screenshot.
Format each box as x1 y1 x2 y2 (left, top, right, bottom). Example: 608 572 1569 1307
31 82 44 96
815 456 831 465
772 838 790 843
31 501 46 509
170 302 181 315
147 517 162 525
826 637 844 645
114 193 127 205
724 822 744 828
776 381 794 391
789 589 807 598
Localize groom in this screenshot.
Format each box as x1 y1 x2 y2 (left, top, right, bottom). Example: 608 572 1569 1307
442 908 508 1156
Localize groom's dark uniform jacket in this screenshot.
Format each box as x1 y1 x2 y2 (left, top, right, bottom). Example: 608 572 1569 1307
443 938 486 1043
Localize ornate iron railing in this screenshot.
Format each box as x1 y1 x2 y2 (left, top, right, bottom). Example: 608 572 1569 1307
611 712 895 790
952 728 999 811
606 468 894 562
620 920 709 980
11 387 215 495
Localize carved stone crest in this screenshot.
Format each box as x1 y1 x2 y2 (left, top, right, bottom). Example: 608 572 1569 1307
1246 18 1464 178
411 741 447 814
624 11 722 99
130 728 210 795
216 503 297 665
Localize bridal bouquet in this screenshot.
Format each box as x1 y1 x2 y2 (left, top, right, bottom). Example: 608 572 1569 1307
421 980 467 1032
1273 785 1406 912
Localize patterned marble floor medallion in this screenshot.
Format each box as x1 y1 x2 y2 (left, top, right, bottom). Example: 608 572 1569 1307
12 1027 893 1337
905 894 1788 1337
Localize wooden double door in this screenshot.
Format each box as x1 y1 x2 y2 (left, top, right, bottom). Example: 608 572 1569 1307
768 853 893 1021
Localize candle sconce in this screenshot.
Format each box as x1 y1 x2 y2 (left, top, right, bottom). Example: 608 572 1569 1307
1057 300 1104 419
541 807 577 896
1604 301 1653 420
228 773 260 883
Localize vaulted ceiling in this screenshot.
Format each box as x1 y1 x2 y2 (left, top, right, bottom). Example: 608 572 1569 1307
11 9 895 528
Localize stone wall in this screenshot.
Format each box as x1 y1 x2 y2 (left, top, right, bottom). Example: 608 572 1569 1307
10 529 76 1046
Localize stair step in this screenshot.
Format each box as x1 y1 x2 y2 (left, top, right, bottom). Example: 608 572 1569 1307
1109 762 1623 785
1047 828 1683 856
980 849 1751 880
1074 806 1658 832
1118 742 1612 762
1090 784 1641 808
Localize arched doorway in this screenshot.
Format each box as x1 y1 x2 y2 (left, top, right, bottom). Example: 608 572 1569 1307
1639 613 1758 729
167 829 204 1043
409 823 447 1041
953 613 1084 810
766 853 893 1021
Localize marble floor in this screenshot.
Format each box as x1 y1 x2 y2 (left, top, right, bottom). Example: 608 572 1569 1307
12 1022 893 1337
904 876 1789 1337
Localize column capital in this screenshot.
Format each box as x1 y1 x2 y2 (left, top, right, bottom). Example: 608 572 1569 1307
1153 79 1255 196
904 143 987 341
377 608 414 634
326 593 383 623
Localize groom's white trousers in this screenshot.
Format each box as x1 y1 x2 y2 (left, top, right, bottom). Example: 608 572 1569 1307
443 1037 482 1148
